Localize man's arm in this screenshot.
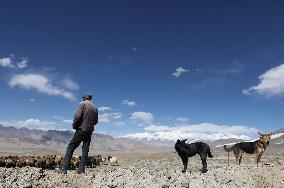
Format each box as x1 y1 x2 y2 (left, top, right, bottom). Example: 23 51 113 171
94 108 98 125
73 103 84 128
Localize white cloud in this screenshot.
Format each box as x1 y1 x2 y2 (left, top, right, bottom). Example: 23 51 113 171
243 64 284 97
9 73 76 101
53 115 63 120
130 112 154 123
113 112 122 120
0 57 14 68
0 119 58 131
98 106 113 112
99 112 122 123
122 99 136 107
123 123 258 142
98 106 122 124
62 119 73 124
17 57 28 69
52 116 72 124
172 67 189 77
61 78 79 90
242 89 251 96
29 98 35 102
0 56 28 69
176 117 188 123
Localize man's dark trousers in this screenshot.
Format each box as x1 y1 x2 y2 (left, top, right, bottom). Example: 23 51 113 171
61 128 92 172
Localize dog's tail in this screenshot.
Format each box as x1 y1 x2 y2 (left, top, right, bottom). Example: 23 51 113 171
223 145 234 152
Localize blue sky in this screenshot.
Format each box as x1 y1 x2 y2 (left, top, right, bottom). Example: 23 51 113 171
1 0 284 141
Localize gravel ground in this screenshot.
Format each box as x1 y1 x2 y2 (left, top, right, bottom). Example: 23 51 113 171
0 152 284 188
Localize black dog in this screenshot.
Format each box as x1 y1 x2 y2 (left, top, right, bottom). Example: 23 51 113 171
175 139 213 173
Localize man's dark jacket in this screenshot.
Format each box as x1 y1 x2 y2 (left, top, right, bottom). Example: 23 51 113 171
72 100 98 132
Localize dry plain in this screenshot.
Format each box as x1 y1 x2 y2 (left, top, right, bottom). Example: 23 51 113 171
0 146 283 188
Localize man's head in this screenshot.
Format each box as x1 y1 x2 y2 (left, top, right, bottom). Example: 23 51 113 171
82 94 92 101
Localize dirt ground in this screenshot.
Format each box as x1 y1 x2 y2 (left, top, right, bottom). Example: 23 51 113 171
0 148 284 188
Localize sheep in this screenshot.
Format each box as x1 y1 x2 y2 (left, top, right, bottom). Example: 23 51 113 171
69 156 80 169
54 155 63 168
24 156 37 167
45 157 56 170
0 154 99 169
93 155 103 167
86 156 95 168
108 156 119 166
101 157 106 163
5 158 16 168
4 156 17 168
16 158 26 168
35 156 46 169
0 158 5 167
84 155 101 168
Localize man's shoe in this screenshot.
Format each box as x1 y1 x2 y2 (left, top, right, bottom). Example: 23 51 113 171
76 170 85 174
57 169 67 174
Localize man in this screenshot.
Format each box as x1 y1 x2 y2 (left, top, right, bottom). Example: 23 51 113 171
60 94 98 174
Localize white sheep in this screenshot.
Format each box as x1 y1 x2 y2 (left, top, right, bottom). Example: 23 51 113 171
108 156 118 166
101 157 106 162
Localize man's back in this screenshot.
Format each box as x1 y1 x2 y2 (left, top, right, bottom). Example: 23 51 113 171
73 100 98 132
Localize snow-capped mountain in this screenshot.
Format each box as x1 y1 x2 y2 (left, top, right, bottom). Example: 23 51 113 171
124 126 284 147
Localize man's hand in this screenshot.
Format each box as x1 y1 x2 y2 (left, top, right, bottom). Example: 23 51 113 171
72 123 79 130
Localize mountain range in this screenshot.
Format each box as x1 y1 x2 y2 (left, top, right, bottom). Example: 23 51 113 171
0 124 283 155
0 124 154 155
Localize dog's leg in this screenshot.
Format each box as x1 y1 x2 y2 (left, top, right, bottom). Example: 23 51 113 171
253 153 258 165
257 152 263 165
200 153 208 173
238 153 243 165
181 155 188 173
234 150 241 165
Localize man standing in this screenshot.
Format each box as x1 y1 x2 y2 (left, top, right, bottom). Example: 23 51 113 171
60 94 98 174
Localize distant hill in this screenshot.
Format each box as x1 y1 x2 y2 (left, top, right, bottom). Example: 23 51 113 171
270 128 284 145
0 124 283 155
0 124 165 155
272 128 284 135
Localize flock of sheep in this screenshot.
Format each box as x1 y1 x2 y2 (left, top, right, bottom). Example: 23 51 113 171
0 155 118 170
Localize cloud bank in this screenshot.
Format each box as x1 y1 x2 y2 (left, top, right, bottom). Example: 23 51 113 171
0 56 28 69
122 99 136 107
61 78 80 90
130 112 154 123
243 64 284 97
123 123 258 142
98 106 113 112
0 119 57 131
0 57 14 68
9 73 76 101
176 117 188 123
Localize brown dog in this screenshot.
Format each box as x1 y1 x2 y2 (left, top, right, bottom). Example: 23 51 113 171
224 132 271 165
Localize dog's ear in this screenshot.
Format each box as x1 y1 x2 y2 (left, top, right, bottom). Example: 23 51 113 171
182 139 187 142
177 139 180 143
258 132 263 136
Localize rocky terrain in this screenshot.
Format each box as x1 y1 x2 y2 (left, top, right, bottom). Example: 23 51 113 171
0 125 283 187
0 148 283 188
